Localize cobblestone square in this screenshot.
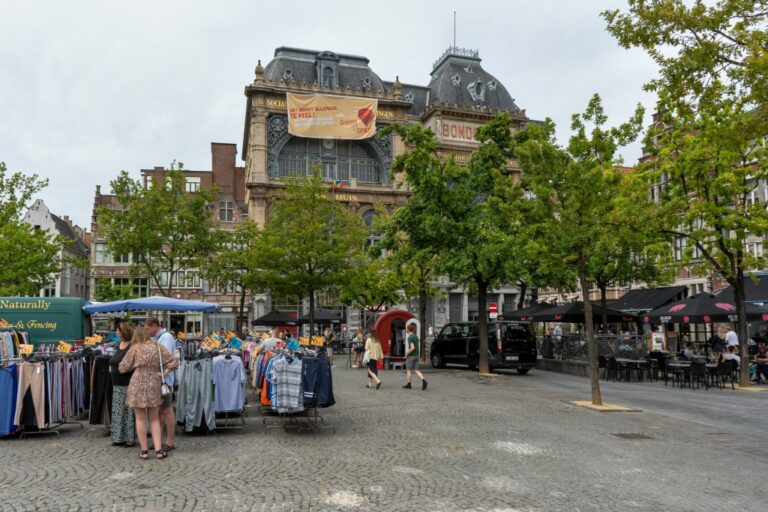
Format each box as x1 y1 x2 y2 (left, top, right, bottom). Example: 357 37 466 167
1 365 766 511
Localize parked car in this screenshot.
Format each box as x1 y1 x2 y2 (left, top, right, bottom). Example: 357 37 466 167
429 321 537 374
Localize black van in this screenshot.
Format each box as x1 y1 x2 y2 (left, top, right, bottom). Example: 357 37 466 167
429 321 537 374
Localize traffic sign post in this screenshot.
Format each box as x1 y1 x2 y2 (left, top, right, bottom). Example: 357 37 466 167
489 302 498 320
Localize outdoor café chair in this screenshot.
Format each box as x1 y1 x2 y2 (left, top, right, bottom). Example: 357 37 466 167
689 359 708 389
713 362 735 390
598 355 608 380
606 357 620 382
635 359 653 382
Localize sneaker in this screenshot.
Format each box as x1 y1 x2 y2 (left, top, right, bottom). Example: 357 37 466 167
402 383 412 389
422 380 428 391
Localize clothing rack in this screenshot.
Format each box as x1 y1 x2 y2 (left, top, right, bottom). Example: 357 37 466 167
13 349 88 438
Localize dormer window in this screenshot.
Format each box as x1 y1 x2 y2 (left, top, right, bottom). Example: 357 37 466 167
322 67 335 87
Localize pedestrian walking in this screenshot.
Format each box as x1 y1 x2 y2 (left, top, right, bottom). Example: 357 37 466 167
145 317 179 453
365 331 383 389
118 326 179 460
403 323 427 391
108 321 136 447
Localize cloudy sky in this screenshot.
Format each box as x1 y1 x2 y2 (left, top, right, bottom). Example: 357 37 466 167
1 0 657 229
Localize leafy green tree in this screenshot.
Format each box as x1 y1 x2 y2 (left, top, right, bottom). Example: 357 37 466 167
203 220 263 329
605 0 768 385
385 114 525 374
98 164 220 297
341 251 406 331
93 278 140 302
515 95 644 404
589 171 675 330
0 162 63 296
255 172 367 331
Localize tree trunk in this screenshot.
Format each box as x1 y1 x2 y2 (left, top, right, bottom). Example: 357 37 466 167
477 281 490 375
733 271 750 387
309 289 315 337
517 280 527 310
599 283 608 334
239 287 247 332
579 260 602 405
419 288 428 362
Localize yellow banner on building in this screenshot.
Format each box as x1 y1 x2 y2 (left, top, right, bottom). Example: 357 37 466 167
287 93 378 140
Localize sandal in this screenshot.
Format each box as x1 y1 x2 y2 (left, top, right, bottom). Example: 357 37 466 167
156 450 167 460
138 450 149 460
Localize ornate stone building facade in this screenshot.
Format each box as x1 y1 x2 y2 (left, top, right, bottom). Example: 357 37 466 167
242 46 535 329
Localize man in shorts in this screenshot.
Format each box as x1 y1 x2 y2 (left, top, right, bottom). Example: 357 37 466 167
324 327 336 367
146 317 178 452
403 323 427 390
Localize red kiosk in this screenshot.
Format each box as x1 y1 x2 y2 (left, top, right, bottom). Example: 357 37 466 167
373 309 415 369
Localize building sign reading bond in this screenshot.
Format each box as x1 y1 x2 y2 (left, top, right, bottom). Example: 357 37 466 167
287 93 378 140
439 120 482 144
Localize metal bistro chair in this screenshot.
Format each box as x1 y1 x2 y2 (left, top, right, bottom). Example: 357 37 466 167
688 359 708 390
635 358 653 382
606 357 620 382
713 361 736 390
598 355 609 380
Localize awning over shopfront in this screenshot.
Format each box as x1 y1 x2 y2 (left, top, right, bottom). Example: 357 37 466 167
531 301 636 323
609 286 688 314
716 274 768 304
251 310 299 326
83 296 219 314
297 308 343 325
510 302 558 321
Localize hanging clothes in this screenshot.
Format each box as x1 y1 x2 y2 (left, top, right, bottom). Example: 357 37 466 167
0 364 19 435
268 355 304 413
176 357 216 432
212 354 246 413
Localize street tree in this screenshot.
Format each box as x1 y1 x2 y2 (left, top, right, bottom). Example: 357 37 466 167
385 113 525 374
514 95 645 405
605 0 768 385
98 164 220 298
204 220 263 330
255 172 367 331
0 162 63 296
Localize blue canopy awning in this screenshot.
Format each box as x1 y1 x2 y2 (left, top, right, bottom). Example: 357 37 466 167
83 296 220 314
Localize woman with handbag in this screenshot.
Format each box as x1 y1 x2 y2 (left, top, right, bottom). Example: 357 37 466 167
365 331 383 390
108 321 136 447
119 326 179 460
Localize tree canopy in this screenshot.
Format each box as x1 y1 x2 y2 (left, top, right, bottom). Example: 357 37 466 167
97 164 221 297
514 95 646 404
0 162 62 296
254 172 368 331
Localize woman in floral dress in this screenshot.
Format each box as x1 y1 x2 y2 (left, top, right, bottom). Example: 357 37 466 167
119 326 178 459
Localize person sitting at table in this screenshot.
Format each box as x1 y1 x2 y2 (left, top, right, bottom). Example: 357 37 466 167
722 345 740 366
682 342 697 360
754 342 768 384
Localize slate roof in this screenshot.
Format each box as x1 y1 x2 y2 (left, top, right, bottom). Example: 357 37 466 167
717 275 768 304
263 47 385 93
261 46 521 115
50 212 89 256
427 49 519 113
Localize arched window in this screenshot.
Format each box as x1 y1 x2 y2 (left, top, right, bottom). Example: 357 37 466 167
322 67 335 88
276 137 383 183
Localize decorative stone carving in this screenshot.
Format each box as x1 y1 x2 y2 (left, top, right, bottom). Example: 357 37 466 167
369 132 393 184
404 90 415 103
266 114 292 177
393 76 402 99
451 73 461 86
362 76 372 89
283 68 294 81
487 79 497 91
467 80 485 102
254 60 264 83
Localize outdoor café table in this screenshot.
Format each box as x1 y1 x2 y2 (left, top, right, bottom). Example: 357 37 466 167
614 358 645 382
668 362 718 388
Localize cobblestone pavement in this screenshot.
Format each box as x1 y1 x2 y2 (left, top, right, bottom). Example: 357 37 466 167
1 363 767 511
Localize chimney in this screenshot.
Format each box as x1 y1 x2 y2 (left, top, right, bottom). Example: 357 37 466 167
96 185 101 196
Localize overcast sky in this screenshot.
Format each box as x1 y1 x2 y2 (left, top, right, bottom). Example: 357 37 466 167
1 0 657 229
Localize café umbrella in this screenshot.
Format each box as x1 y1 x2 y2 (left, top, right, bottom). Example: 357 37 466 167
642 293 768 324
530 301 636 323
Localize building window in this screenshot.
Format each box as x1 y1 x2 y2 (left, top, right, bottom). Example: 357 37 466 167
186 177 201 192
449 293 464 323
674 236 686 261
94 242 108 264
322 67 335 88
746 241 764 258
41 285 56 297
219 201 234 222
114 252 130 264
276 137 382 183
